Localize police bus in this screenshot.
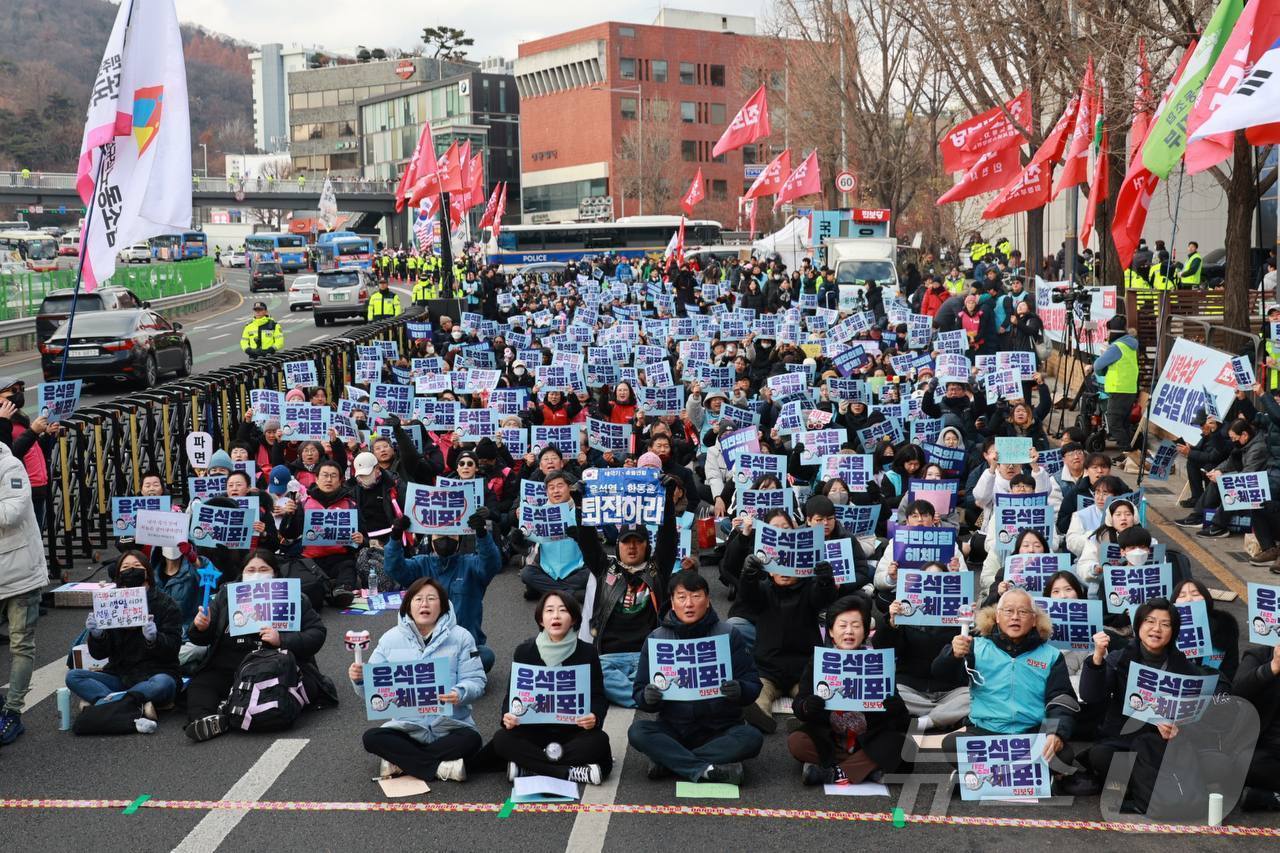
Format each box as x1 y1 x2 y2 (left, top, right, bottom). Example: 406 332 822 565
244 232 308 271
485 216 723 270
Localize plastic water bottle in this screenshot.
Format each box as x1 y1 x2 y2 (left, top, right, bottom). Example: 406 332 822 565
367 562 379 599
56 687 72 731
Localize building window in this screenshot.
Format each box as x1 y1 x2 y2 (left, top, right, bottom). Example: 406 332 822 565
743 145 759 165
499 79 507 112
355 86 369 101
770 71 785 90
711 179 728 200
742 68 759 90
337 88 354 104
711 150 726 164
309 124 324 140
710 65 725 87
653 60 668 83
681 140 698 162
522 178 608 214
679 62 696 84
619 26 635 37
307 91 323 109
290 92 307 110
620 97 638 120
710 103 726 124
681 101 696 123
339 120 355 137
620 57 637 80
322 89 338 107
649 99 670 120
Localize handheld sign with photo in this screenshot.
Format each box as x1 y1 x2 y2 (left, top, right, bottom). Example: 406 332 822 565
1231 354 1256 390
647 635 732 701
111 496 171 537
580 467 665 526
1248 582 1280 646
735 488 792 520
1004 553 1072 594
1172 599 1215 662
991 493 1053 558
1145 440 1178 481
753 523 824 577
1103 563 1172 614
508 663 590 724
835 503 880 537
957 734 1052 801
518 502 575 541
250 389 284 425
226 578 302 636
530 424 582 456
1033 597 1103 651
283 360 319 388
895 569 973 627
1123 664 1218 725
1218 471 1271 511
302 508 358 546
812 648 895 711
91 587 149 629
281 403 331 442
363 657 456 719
185 432 213 469
189 503 254 549
404 484 476 535
37 380 82 423
586 418 632 454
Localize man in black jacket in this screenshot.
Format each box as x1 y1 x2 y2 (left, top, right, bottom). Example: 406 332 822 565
628 570 764 785
1173 411 1230 528
1234 643 1280 811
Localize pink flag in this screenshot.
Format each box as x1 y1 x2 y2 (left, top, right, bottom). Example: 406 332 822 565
680 168 705 216
492 182 508 241
712 85 772 158
745 149 790 199
1186 0 1265 174
774 150 821 209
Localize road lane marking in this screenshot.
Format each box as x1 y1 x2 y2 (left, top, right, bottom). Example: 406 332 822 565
1148 506 1247 598
565 707 633 853
171 738 309 853
207 334 230 341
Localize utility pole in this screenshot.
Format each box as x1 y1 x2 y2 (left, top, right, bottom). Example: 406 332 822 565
1064 0 1079 283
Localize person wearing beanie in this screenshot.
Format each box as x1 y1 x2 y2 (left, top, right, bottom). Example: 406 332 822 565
638 452 663 470
788 595 910 785
206 449 234 477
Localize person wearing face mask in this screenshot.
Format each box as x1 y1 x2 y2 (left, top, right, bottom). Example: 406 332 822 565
1073 497 1143 593
387 507 501 672
505 359 535 390
278 460 365 607
184 550 336 742
66 550 183 720
150 542 208 635
789 595 910 785
347 451 405 546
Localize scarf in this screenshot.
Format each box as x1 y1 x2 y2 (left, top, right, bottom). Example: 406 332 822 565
536 630 577 668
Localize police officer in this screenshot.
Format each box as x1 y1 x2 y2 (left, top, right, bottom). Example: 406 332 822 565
240 301 284 359
1094 316 1140 452
412 271 436 305
367 279 401 322
1264 305 1280 391
1179 241 1203 288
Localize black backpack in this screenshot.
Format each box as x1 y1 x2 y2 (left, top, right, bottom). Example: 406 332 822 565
276 556 329 610
73 692 145 736
221 647 308 732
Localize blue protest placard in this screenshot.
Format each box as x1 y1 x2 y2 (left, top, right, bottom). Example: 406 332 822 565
1123 664 1219 725
910 417 943 445
1004 553 1072 594
719 426 762 469
189 502 253 548
363 657 456 720
992 493 1054 557
831 345 870 377
283 360 318 388
586 418 632 454
753 523 824 577
404 484 476 535
812 648 895 711
369 383 413 418
302 508 359 546
500 427 528 458
489 388 529 416
935 329 968 355
647 634 732 701
957 734 1051 800
1103 563 1172 614
996 350 1036 381
892 526 957 569
1232 355 1256 389
995 436 1033 464
354 359 381 384
186 475 227 502
1219 471 1271 510
907 478 958 516
1033 597 1103 651
1145 440 1178 481
508 663 590 724
226 578 301 636
798 429 844 465
1248 582 1280 646
415 399 459 431
736 488 792 519
518 501 576 541
281 403 331 442
36 380 82 423
111 496 171 537
835 503 881 537
531 424 583 456
1172 599 1215 661
415 372 452 395
819 454 873 489
855 418 902 449
249 389 284 426
457 407 499 442
924 442 966 476
730 452 785 485
895 570 973 626
581 467 665 526
637 385 684 416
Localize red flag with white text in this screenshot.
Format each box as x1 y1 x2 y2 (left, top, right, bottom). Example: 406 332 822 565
981 161 1051 219
936 146 1020 205
478 181 502 229
396 122 434 213
712 85 772 158
939 91 1031 173
1028 94 1079 169
1128 39 1153 167
745 148 790 199
774 150 821 209
492 182 508 241
680 168 705 216
1053 57 1095 198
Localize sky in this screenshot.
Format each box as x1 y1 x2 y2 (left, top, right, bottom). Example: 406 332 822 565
171 0 770 60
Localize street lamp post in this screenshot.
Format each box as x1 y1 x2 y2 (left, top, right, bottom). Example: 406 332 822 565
199 143 208 177
592 84 643 216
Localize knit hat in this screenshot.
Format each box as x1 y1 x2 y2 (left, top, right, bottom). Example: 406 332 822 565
475 437 499 460
638 452 663 469
285 388 306 402
207 449 234 472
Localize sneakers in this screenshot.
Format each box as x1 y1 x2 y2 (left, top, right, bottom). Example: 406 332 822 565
1054 770 1102 797
331 587 355 608
507 762 526 782
647 760 673 780
184 713 228 743
0 710 23 745
1174 514 1205 529
379 760 403 780
141 702 158 721
801 762 835 786
1197 525 1231 538
1177 497 1198 508
567 764 603 785
743 702 777 734
1252 548 1280 566
703 762 744 786
436 758 467 782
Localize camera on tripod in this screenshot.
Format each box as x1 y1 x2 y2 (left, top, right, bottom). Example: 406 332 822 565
1050 281 1090 304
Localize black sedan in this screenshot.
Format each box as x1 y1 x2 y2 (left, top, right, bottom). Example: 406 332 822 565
39 309 193 387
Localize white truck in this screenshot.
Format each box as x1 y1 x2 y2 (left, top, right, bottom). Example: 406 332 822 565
824 237 899 312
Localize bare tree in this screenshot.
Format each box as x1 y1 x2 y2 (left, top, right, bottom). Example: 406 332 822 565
217 116 254 156
612 98 680 218
249 156 294 232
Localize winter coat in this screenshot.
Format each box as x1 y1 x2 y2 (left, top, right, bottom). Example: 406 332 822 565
282 484 359 559
150 551 208 629
87 586 183 686
1232 646 1280 755
872 607 962 694
739 556 837 687
502 637 608 730
1080 638 1217 741
383 532 502 648
357 609 487 742
0 442 47 598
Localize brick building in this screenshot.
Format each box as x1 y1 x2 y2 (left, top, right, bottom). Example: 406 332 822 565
514 9 789 225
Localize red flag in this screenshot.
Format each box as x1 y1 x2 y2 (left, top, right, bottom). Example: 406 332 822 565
460 152 484 210
395 122 435 213
712 85 772 158
1053 58 1096 198
1187 1 1272 174
745 149 790 199
665 216 686 262
1128 39 1153 167
478 181 502 229
1028 94 1080 169
939 91 1031 172
981 161 1052 219
408 141 458 207
680 168 705 216
1245 4 1280 144
774 150 821 209
492 182 508 241
1081 128 1109 246
936 146 1020 205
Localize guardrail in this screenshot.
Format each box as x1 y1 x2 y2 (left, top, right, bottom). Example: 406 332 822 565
44 310 419 572
0 170 397 195
0 257 219 321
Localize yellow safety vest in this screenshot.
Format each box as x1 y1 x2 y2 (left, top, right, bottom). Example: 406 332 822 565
413 279 433 302
240 316 284 352
1180 252 1203 286
367 290 401 321
944 276 966 295
1103 340 1139 394
1124 269 1149 290
1268 339 1279 391
996 240 1012 258
970 242 991 261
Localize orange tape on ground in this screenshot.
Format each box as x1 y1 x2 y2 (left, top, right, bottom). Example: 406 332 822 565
0 797 1278 835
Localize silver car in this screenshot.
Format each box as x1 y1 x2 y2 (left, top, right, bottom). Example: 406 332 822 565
312 268 370 326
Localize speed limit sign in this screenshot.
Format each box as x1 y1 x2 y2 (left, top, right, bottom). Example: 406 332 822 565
835 171 858 194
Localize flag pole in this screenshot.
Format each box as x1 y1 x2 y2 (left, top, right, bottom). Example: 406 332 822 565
59 153 106 382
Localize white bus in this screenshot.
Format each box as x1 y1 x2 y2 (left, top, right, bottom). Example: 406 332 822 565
0 230 59 272
486 216 723 270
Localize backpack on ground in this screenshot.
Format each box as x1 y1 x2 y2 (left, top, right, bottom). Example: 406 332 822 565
221 647 308 732
275 556 328 610
73 692 145 736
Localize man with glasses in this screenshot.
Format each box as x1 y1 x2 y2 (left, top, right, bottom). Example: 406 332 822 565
933 588 1093 794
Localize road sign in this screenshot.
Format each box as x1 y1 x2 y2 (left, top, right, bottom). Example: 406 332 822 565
744 164 765 180
835 171 858 194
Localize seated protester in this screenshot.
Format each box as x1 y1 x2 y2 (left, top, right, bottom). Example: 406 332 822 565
717 507 790 655
519 471 588 603
1232 643 1280 811
204 448 235 478
874 501 965 592
979 529 1052 607
595 381 638 426
349 451 405 545
150 542 206 632
278 460 365 607
920 378 988 448
1079 598 1222 813
1172 411 1230 529
287 441 334 491
225 470 278 552
1074 496 1140 593
971 471 1051 589
985 383 1053 451
1052 441 1088 497
386 508 501 672
881 446 926 506
805 494 872 594
237 408 286 476
116 470 182 557
935 589 1082 788
185 550 336 742
1057 453 1114 540
1172 578 1239 683
737 549 837 734
352 578 486 784
874 561 969 731
528 389 583 426
67 550 183 717
489 592 612 785
1199 417 1270 540
893 465 961 528
789 595 910 785
648 430 698 502
383 421 446 486
571 481 679 707
628 570 764 785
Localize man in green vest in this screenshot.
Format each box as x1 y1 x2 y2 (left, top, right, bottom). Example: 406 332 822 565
240 302 285 359
1264 305 1280 391
995 238 1012 260
367 279 401 321
412 273 435 304
1123 266 1148 293
1094 317 1140 453
1178 241 1203 288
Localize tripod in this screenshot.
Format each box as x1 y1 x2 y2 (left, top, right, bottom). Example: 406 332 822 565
1049 290 1096 439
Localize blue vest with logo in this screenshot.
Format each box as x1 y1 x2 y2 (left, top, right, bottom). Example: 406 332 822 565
969 635 1060 733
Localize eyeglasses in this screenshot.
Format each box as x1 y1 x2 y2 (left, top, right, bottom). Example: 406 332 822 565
413 594 441 604
1141 619 1174 630
998 608 1035 618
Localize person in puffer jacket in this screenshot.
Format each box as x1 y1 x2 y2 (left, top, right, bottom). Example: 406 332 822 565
351 578 487 784
278 460 365 607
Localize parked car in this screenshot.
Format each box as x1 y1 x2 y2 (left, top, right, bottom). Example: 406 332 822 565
118 241 151 263
36 286 146 344
220 248 246 268
250 259 286 293
58 235 81 257
289 274 318 311
312 268 370 326
39 308 192 386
